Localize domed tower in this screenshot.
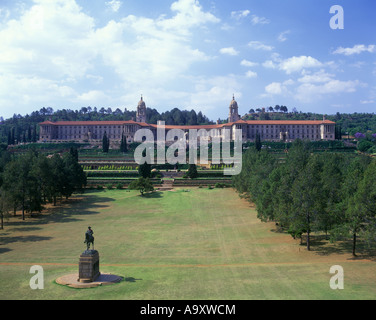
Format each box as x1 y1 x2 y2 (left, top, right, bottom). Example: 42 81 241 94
136 95 147 123
228 94 240 123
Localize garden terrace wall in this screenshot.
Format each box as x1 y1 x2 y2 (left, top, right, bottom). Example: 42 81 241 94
86 178 162 188
85 170 139 178
173 178 232 187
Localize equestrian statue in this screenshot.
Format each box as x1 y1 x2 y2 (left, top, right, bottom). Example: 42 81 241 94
84 226 94 251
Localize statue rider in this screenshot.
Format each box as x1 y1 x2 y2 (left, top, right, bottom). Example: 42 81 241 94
84 226 94 251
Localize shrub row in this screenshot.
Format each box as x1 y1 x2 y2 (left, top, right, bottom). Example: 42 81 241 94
85 170 139 177
82 164 137 170
86 178 162 184
173 179 232 186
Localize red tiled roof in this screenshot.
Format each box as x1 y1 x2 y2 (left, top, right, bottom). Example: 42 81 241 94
39 120 150 127
148 124 221 130
39 119 335 128
244 120 335 125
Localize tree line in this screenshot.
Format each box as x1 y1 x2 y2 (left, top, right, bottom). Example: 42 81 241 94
0 148 87 228
233 140 376 256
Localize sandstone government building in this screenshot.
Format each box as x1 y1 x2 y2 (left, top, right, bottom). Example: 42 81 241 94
39 96 336 144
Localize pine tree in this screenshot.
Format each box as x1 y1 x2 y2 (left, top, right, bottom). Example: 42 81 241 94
255 132 262 151
102 132 109 153
32 124 37 142
187 164 198 179
128 177 154 196
120 133 127 153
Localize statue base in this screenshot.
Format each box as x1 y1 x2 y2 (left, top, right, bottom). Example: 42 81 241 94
78 250 100 283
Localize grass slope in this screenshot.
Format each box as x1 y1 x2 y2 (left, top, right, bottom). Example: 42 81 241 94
0 188 375 300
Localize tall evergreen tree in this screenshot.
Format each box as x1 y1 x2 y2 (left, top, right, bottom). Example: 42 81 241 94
290 155 325 251
102 131 109 153
187 164 198 179
255 132 262 151
120 133 127 153
32 124 37 142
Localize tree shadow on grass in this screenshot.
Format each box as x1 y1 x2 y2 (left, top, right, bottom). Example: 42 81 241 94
303 237 376 261
0 248 12 254
124 277 143 282
5 194 115 227
0 235 53 246
0 194 116 255
141 191 163 199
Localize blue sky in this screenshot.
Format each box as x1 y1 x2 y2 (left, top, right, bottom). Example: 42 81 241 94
0 0 375 121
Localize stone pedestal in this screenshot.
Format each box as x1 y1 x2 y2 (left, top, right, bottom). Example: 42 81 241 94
78 250 100 283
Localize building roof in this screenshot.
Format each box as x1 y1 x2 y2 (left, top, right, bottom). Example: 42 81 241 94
243 120 335 125
39 119 335 128
229 95 238 108
39 120 150 127
138 95 146 108
148 124 222 130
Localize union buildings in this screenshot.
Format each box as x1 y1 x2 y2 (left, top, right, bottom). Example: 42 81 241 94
39 96 336 144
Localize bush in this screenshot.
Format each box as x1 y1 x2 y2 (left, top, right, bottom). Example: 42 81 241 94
106 184 114 190
358 140 374 152
215 182 227 188
116 184 123 190
97 185 104 190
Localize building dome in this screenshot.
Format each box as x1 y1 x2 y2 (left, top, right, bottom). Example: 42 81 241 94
138 96 146 108
230 95 238 108
228 94 240 123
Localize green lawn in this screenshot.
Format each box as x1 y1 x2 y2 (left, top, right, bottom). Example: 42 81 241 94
0 188 375 300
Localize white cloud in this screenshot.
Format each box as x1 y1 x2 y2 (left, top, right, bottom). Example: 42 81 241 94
278 30 290 42
265 82 284 95
0 0 97 79
245 70 257 78
219 47 239 56
0 74 76 114
105 0 122 13
295 80 360 102
78 90 109 102
158 0 220 35
262 60 277 69
0 8 10 21
279 56 323 74
231 10 250 20
360 100 375 104
248 41 273 51
251 15 270 25
0 0 221 115
220 23 233 31
298 70 335 83
241 59 258 67
283 79 295 86
333 44 375 56
187 75 243 112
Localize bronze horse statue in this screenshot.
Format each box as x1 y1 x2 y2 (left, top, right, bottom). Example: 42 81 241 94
84 227 94 251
